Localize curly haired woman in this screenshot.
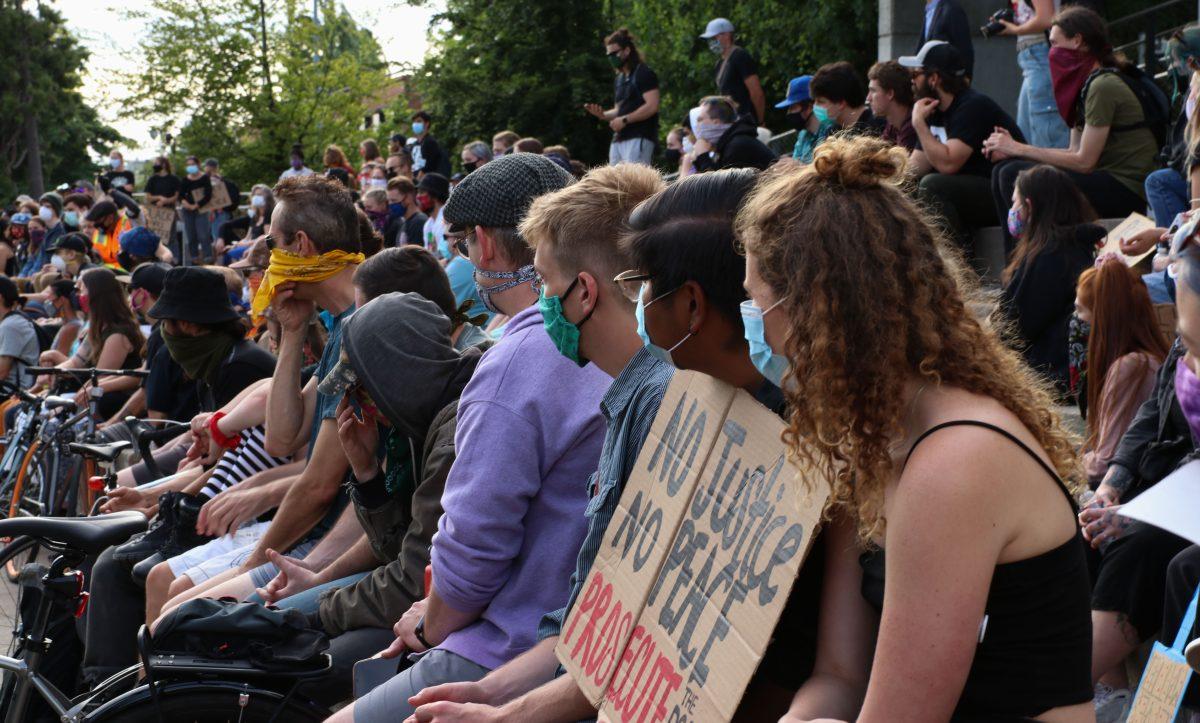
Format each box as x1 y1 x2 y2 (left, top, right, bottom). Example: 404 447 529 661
737 136 1093 722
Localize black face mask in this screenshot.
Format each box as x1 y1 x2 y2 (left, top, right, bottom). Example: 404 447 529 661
463 161 478 173
385 167 397 179
152 164 164 173
785 110 809 130
663 148 682 166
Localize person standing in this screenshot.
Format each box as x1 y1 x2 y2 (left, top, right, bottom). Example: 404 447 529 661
279 144 314 181
918 0 975 78
144 156 181 211
408 111 452 180
204 159 238 261
701 17 766 126
179 156 213 266
995 0 1071 149
584 28 660 166
101 150 136 195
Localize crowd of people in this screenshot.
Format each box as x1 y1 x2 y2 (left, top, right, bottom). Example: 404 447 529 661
3 3 1200 722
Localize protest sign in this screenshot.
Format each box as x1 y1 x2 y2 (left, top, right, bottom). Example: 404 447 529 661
557 371 827 722
142 202 176 242
1128 585 1200 723
1096 213 1157 267
202 176 232 213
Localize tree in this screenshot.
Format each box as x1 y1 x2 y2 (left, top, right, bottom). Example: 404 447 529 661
124 0 389 187
0 1 123 199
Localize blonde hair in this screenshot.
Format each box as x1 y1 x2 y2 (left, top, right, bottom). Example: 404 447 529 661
520 164 664 285
736 135 1081 541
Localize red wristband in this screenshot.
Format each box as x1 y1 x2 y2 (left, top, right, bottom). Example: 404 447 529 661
208 412 241 449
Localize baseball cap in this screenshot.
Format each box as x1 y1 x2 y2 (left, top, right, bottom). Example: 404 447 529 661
442 153 573 234
51 233 90 255
700 18 734 39
775 76 813 109
85 200 118 223
119 226 160 258
898 40 967 78
130 262 171 297
417 173 450 203
9 213 30 226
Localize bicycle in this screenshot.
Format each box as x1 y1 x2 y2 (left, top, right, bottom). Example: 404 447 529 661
0 514 333 722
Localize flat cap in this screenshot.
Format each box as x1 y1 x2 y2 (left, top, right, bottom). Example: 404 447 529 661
443 152 572 231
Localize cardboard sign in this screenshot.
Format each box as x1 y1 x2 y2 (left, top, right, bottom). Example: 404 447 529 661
141 202 176 242
1097 213 1158 267
1127 643 1191 723
201 176 232 213
556 371 827 723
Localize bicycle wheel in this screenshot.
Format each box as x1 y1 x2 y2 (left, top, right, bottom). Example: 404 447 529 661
0 535 46 658
87 679 333 722
3 444 47 581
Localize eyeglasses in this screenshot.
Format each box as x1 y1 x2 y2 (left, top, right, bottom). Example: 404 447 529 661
447 230 472 258
613 269 654 303
262 234 276 250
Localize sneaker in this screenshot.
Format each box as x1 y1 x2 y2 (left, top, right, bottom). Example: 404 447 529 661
111 491 183 563
1094 683 1131 723
155 492 213 559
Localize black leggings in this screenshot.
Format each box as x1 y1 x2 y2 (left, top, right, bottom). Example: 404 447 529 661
992 159 1146 251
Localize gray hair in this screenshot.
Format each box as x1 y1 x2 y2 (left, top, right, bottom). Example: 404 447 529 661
463 140 493 162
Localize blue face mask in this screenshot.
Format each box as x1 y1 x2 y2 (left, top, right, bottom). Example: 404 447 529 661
635 284 689 366
740 298 790 387
812 104 831 125
389 202 405 217
437 237 452 260
186 164 200 174
110 158 121 169
412 122 426 135
63 211 78 228
539 277 594 367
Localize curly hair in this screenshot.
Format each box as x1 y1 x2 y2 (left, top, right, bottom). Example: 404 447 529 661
736 135 1081 541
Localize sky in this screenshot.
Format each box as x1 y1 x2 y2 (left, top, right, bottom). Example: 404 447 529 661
61 0 440 161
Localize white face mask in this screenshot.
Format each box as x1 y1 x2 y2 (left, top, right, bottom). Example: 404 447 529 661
38 206 54 222
51 254 67 271
251 195 266 208
682 137 694 155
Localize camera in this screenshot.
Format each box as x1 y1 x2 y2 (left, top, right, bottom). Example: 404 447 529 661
980 8 1014 38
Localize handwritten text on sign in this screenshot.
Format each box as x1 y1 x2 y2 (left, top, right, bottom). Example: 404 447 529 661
557 372 827 722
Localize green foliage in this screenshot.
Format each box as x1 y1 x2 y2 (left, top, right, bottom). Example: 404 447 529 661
0 1 124 199
125 0 390 188
402 0 876 169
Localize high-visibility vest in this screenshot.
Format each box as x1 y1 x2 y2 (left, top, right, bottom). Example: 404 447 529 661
91 214 132 266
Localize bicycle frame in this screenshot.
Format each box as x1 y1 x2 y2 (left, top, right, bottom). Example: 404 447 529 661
0 652 73 721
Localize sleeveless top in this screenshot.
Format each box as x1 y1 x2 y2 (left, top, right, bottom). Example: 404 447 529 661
858 421 1093 720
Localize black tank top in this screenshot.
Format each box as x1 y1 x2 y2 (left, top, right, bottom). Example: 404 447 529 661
858 421 1093 720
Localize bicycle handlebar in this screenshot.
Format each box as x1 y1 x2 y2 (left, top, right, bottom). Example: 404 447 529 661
27 367 150 379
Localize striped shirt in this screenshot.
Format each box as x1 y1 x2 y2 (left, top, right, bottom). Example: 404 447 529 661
199 424 291 499
537 347 674 640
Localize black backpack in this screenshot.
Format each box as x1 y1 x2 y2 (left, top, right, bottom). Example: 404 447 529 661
152 597 328 672
1078 67 1171 150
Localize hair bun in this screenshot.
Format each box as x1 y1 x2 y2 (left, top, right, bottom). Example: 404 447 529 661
810 135 907 189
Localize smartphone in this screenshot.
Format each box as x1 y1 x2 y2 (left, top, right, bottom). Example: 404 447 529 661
353 656 399 698
1170 212 1188 236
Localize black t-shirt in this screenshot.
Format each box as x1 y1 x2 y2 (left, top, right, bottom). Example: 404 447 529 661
916 88 1025 177
614 63 659 142
144 174 182 201
398 212 428 247
143 326 162 390
715 47 760 124
102 170 136 194
180 175 212 208
145 343 201 421
411 136 452 179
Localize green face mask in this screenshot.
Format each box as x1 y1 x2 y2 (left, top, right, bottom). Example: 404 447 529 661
607 51 623 68
812 104 831 125
162 328 236 384
538 277 594 367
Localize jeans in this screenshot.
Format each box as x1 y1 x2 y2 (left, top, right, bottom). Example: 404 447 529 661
254 572 371 615
917 172 998 250
353 648 490 721
179 208 211 265
82 546 144 684
992 159 1147 251
609 137 655 165
1016 42 1070 150
210 209 230 247
1146 167 1190 227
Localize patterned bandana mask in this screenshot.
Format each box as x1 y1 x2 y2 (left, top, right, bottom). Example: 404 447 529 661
474 264 540 314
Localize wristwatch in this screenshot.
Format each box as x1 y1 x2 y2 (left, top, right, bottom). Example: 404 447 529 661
414 616 433 649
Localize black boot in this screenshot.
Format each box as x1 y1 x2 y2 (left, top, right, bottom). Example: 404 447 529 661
110 491 182 564
156 492 214 560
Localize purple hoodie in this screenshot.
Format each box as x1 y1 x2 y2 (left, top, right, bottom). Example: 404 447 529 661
431 304 610 670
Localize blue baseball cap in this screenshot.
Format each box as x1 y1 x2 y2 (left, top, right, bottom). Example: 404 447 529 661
119 225 160 258
775 76 812 109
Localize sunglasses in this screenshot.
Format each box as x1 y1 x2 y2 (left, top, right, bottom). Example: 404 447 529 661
613 269 654 303
447 230 472 258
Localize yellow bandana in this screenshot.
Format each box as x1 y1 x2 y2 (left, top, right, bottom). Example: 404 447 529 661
251 248 365 323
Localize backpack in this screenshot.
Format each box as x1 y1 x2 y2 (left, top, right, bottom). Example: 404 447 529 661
1078 67 1171 150
12 310 52 354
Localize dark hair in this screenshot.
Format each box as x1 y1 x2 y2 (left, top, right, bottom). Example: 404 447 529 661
355 208 384 258
1003 165 1097 284
412 110 432 123
80 267 146 364
810 61 867 107
932 68 969 96
868 60 915 107
1053 6 1136 74
514 137 544 154
185 155 199 165
360 138 381 162
154 156 174 174
700 96 738 124
0 277 20 309
272 175 361 255
353 246 458 318
624 169 758 328
291 143 305 158
63 193 92 210
604 27 642 68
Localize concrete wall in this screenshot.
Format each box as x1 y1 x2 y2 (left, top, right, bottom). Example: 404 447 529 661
878 0 1022 119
